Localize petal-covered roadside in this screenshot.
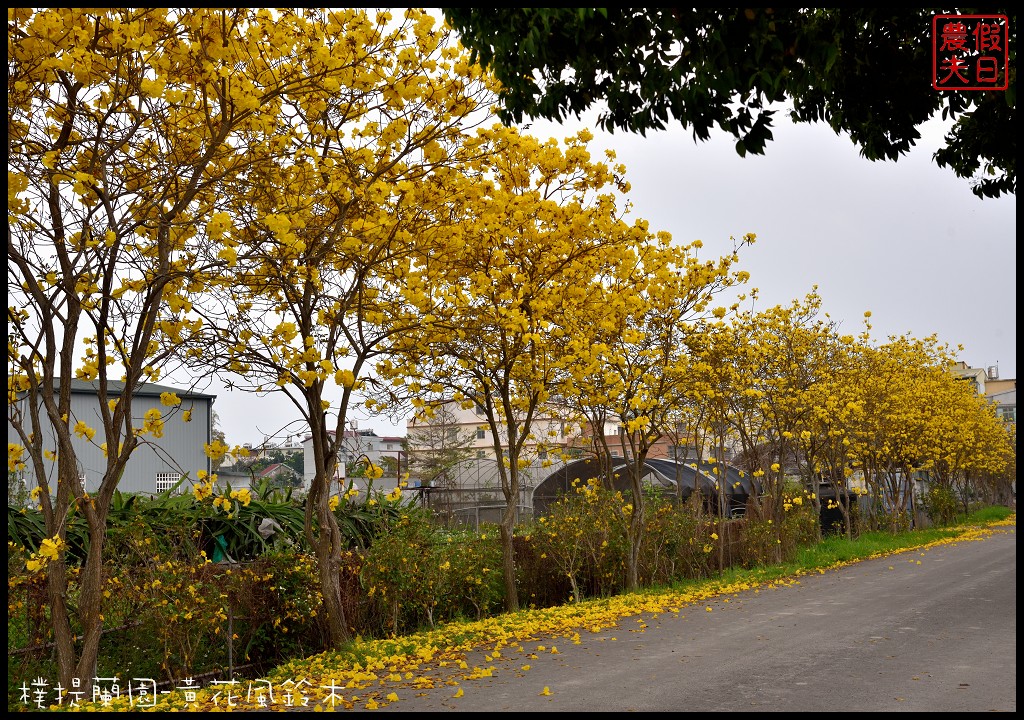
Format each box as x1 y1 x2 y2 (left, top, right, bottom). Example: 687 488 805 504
48 518 1012 712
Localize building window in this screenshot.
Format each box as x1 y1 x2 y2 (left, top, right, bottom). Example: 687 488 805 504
538 449 547 460
997 406 1016 423
476 450 486 459
156 472 180 494
477 428 486 439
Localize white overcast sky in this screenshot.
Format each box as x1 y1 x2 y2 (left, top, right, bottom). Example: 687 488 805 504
534 107 1017 375
200 106 1016 446
178 23 1014 446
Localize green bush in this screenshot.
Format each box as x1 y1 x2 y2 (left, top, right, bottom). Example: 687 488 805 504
513 532 572 609
359 509 504 635
528 479 628 602
921 485 959 526
640 494 717 584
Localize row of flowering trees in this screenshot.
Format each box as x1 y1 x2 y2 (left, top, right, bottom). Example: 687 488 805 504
7 7 1014 695
512 284 1014 584
664 291 1015 546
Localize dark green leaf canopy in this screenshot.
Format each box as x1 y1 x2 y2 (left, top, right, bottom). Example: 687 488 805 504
443 8 1015 198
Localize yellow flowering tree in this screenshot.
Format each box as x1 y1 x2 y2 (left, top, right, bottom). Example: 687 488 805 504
562 234 753 590
7 7 375 690
176 9 495 645
384 125 641 611
845 332 951 530
726 290 843 535
973 419 1016 507
683 320 744 568
914 362 1012 516
803 330 866 538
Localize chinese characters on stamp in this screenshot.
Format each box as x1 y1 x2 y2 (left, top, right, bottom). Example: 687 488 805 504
932 14 1009 90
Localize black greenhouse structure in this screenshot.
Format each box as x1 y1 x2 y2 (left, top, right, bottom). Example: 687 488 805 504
532 456 762 519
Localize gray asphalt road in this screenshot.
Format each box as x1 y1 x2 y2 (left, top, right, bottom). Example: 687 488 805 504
366 525 1016 713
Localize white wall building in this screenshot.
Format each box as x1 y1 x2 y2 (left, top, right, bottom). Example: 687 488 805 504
406 400 579 467
301 428 405 495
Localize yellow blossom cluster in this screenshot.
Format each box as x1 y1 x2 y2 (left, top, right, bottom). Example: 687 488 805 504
25 535 65 573
140 408 164 438
73 420 96 441
8 443 27 473
159 391 181 407
193 481 214 501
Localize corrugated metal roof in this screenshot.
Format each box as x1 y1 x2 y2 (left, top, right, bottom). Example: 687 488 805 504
59 378 216 400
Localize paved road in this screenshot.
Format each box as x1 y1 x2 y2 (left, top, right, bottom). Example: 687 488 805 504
367 525 1015 712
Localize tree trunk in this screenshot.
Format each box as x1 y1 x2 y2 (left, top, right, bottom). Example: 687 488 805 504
315 504 351 645
625 493 645 591
623 457 647 592
45 513 108 694
48 559 76 691
73 517 107 688
499 502 519 611
304 452 351 647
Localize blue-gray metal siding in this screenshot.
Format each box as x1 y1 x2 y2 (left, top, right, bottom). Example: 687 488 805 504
8 390 213 497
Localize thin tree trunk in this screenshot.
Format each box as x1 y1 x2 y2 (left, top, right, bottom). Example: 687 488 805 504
315 506 351 645
499 501 519 611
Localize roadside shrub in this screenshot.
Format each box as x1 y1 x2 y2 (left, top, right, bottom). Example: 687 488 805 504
445 525 505 621
921 485 959 526
739 515 780 568
738 490 818 567
359 508 504 635
529 479 628 602
640 494 717 585
102 548 330 682
782 490 821 551
8 541 52 702
876 508 913 533
513 532 572 609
